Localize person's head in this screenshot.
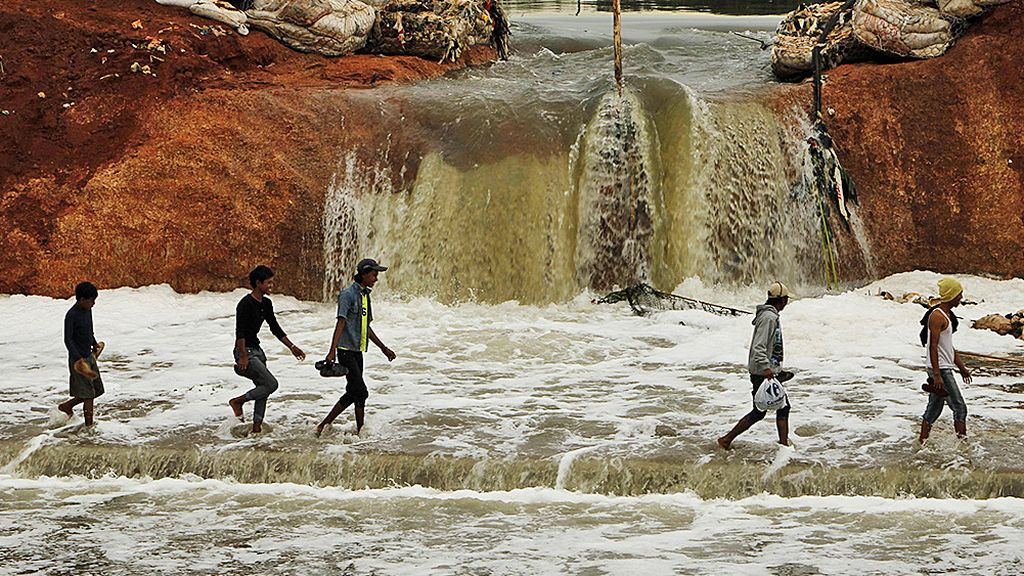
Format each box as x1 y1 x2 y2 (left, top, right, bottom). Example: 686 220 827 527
766 281 790 311
249 265 275 294
937 277 963 308
75 281 98 309
353 258 388 287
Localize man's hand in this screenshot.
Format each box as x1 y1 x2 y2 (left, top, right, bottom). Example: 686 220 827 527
290 345 306 361
960 367 973 385
762 368 775 379
74 358 99 380
382 346 396 362
326 348 337 362
236 355 249 373
92 341 105 359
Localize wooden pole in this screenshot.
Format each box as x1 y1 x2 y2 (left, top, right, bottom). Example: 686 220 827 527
612 0 623 92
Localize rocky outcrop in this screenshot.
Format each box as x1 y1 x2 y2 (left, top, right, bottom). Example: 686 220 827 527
822 1 1024 280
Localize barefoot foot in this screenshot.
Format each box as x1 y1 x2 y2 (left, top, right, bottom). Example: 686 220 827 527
229 397 245 421
717 436 732 450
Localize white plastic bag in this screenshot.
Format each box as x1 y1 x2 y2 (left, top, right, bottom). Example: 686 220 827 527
754 377 787 412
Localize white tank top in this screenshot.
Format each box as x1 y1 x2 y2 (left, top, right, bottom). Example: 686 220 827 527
926 308 956 370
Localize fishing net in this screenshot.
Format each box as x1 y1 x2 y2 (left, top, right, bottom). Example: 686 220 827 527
367 0 510 61
594 284 751 317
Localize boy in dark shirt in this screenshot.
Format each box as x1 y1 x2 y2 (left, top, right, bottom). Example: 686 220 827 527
58 282 105 426
229 265 306 434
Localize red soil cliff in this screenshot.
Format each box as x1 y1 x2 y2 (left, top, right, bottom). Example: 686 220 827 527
0 0 492 298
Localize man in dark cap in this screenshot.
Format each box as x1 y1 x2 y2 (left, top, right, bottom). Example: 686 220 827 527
316 258 397 437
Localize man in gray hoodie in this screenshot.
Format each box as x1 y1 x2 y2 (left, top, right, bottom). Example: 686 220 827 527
718 281 792 449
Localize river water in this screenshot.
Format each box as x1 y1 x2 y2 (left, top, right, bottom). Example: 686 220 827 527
3 272 1024 573
4 2 1024 574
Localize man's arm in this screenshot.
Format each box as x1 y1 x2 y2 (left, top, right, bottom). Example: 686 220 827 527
235 337 249 371
326 317 346 362
64 312 87 361
953 350 972 385
750 317 775 378
368 326 396 361
279 335 306 361
928 310 945 377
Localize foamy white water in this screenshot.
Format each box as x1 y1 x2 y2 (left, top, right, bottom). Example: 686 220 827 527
2 271 1023 573
2 271 1021 467
2 476 1024 575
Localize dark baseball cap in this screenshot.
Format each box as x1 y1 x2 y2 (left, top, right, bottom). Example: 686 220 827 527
357 258 388 273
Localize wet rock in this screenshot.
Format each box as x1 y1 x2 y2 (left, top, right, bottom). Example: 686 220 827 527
654 425 677 437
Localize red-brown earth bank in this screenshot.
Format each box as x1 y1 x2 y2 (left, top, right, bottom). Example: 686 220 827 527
820 1 1023 280
1 1 1021 300
0 0 492 298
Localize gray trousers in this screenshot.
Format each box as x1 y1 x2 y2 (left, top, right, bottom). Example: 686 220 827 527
924 368 968 423
234 347 279 423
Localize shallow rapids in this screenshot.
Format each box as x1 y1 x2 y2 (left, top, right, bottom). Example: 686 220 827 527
2 271 1022 496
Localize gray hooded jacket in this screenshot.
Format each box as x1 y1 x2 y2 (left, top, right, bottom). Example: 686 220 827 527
747 304 784 375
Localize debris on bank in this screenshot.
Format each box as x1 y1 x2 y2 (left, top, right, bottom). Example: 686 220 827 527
155 0 510 61
771 0 1012 80
974 311 1024 339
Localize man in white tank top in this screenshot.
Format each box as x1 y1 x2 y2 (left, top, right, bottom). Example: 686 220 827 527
919 277 973 444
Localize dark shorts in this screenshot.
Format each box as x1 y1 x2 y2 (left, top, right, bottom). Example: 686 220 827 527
337 349 368 404
68 355 104 400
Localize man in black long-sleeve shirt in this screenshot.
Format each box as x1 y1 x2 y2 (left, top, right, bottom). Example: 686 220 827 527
229 265 305 434
58 282 105 426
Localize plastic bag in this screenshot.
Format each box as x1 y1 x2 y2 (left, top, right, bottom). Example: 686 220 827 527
754 377 787 412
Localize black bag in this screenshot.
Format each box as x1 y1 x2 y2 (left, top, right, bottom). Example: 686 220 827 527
314 359 348 378
919 306 958 347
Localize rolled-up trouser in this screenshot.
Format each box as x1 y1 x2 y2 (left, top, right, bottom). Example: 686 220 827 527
744 374 791 423
336 349 368 407
923 368 967 423
234 346 278 423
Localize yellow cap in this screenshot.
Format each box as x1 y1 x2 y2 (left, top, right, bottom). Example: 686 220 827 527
768 281 790 298
937 277 963 303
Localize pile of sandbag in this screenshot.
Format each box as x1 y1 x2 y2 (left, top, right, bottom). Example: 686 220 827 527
770 0 1011 80
154 0 509 59
974 311 1024 339
367 0 509 61
246 0 376 56
771 2 864 80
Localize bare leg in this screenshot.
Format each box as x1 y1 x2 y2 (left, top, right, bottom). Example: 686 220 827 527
776 418 789 446
83 399 94 426
718 415 755 450
58 397 83 417
229 395 246 421
954 420 967 439
316 398 352 437
918 420 932 444
354 404 365 434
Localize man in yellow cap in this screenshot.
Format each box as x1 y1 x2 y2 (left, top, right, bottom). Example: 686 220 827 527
718 281 793 449
919 276 972 443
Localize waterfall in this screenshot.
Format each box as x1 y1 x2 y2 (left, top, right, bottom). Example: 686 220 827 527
318 83 873 303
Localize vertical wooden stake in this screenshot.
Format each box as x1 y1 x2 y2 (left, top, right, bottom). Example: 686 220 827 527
612 0 623 92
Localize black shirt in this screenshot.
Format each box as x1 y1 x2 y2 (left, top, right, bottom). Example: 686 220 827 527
64 304 96 361
235 294 286 348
